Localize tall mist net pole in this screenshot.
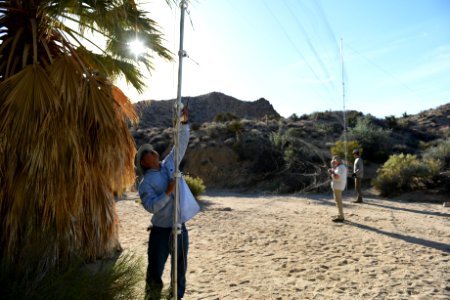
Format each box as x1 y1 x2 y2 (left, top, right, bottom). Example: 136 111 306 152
172 1 187 299
340 38 348 169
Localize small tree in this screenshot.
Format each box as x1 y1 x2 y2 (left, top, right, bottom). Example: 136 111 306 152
349 116 391 162
330 140 362 165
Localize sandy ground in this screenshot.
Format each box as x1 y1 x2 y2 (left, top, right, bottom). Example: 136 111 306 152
116 191 450 300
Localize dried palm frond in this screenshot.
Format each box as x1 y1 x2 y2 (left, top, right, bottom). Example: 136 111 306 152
0 0 170 271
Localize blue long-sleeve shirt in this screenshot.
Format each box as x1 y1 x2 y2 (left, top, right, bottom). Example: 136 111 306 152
138 124 199 227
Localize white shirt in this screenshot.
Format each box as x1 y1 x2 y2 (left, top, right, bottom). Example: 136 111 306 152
331 164 347 191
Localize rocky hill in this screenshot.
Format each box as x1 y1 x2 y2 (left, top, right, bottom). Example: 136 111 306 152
130 93 450 195
134 91 279 128
403 103 450 140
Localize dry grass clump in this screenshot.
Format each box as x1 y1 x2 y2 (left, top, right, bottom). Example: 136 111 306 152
0 250 143 300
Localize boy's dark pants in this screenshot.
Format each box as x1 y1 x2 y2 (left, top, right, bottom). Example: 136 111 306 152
355 177 363 202
146 224 188 299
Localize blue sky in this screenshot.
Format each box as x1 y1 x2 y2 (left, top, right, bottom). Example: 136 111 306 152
117 0 450 118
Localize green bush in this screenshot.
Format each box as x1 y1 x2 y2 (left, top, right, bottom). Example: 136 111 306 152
330 140 361 165
372 153 441 196
422 138 450 171
184 175 206 197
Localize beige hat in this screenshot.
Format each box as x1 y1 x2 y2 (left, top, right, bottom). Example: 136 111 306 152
135 144 154 176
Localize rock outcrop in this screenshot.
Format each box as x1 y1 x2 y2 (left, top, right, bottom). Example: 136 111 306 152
134 91 280 128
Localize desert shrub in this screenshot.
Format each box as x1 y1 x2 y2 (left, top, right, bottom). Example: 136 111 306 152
184 175 206 197
311 110 341 121
233 131 266 161
282 128 324 166
269 128 325 168
289 113 300 121
0 252 143 300
190 122 201 131
372 153 441 196
285 127 304 139
348 116 392 162
266 128 328 192
441 127 450 138
269 128 288 150
213 112 239 123
385 115 398 129
422 138 450 171
251 147 285 173
346 111 364 127
271 114 281 120
398 118 412 129
330 140 361 165
227 120 243 136
315 123 343 135
204 123 228 138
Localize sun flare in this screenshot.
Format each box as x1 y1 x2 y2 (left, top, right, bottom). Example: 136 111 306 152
128 39 146 57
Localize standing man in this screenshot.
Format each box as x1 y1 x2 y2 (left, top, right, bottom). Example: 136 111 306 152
328 156 347 222
136 108 199 300
352 149 364 203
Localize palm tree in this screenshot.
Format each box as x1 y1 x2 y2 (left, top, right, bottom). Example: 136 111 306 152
0 0 171 270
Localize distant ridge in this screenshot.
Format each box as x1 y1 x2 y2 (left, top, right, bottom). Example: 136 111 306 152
130 96 450 192
134 91 280 128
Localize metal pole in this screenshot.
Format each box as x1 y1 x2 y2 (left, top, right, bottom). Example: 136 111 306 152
340 38 348 168
172 1 187 299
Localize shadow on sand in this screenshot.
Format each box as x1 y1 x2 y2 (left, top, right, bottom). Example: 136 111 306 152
345 220 450 253
365 201 450 218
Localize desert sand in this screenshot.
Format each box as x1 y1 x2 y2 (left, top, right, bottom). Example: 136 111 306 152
116 191 450 299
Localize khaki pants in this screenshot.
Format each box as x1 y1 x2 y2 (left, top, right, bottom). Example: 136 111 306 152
355 177 363 202
333 189 344 218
